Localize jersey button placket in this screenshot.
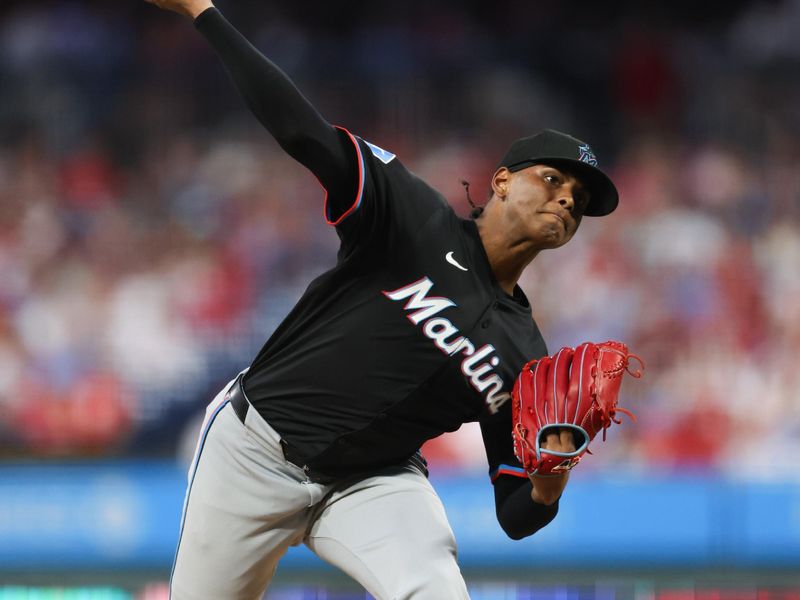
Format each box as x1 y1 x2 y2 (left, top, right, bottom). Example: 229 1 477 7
480 300 499 329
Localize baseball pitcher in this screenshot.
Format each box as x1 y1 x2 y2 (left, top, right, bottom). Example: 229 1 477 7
145 1 643 598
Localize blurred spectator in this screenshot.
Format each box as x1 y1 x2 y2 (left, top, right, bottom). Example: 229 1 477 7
0 1 798 481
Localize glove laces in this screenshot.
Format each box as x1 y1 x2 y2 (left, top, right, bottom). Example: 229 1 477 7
598 351 645 440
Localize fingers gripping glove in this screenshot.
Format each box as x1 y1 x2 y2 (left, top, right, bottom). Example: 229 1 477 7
511 341 644 476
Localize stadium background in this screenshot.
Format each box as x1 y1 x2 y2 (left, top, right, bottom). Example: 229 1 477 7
0 0 799 598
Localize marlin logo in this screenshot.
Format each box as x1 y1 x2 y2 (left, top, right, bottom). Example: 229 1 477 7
383 277 511 413
578 144 598 166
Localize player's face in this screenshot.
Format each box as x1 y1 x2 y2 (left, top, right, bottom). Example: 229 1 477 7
504 164 589 249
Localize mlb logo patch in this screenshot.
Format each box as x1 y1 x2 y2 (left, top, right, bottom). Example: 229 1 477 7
578 144 598 166
365 140 396 164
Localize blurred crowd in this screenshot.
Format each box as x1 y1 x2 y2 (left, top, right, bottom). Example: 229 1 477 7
0 0 798 478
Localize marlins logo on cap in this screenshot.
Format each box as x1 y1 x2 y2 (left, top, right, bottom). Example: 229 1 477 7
577 144 598 166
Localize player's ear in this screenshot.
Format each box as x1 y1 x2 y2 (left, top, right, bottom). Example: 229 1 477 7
491 167 510 199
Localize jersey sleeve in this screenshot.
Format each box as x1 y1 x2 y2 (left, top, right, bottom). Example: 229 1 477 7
480 399 560 539
324 129 450 252
323 127 369 227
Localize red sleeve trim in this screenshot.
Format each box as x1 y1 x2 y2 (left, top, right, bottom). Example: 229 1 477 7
324 125 365 226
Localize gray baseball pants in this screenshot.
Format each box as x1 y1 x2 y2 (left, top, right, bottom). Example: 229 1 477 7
170 373 470 600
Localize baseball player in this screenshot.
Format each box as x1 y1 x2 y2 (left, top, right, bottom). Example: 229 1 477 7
146 1 621 598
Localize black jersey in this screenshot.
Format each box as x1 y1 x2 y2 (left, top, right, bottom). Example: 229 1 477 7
243 128 548 479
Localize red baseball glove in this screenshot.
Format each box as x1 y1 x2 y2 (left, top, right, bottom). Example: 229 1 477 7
511 341 644 476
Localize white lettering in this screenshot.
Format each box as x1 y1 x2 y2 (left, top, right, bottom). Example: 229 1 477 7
383 277 456 325
461 344 496 381
456 339 475 357
422 318 466 355
383 277 511 414
484 382 511 414
473 372 504 394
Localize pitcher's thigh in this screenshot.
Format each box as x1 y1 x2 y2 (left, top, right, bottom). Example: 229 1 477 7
306 467 469 600
170 404 308 600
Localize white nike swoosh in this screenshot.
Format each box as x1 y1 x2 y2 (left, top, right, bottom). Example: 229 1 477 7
445 251 468 272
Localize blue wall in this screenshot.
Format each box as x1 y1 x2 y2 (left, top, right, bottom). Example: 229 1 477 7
0 462 797 572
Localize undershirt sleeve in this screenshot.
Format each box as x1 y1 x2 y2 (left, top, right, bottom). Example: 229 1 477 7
480 407 560 539
492 476 559 540
194 7 357 205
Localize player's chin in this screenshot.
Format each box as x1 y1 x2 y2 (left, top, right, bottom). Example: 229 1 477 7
536 227 574 250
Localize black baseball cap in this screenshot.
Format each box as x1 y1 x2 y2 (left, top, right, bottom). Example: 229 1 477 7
497 129 619 217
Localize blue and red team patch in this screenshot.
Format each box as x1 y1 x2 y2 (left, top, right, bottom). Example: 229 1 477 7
365 140 396 164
